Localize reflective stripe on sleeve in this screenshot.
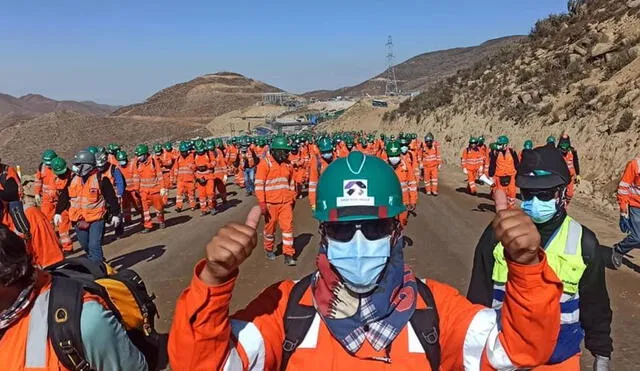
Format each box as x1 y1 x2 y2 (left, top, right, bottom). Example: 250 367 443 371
229 319 266 370
463 308 516 370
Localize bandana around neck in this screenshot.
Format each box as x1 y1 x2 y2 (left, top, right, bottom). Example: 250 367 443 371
0 281 35 330
311 238 417 354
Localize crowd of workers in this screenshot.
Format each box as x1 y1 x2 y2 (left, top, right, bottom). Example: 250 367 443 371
0 128 638 370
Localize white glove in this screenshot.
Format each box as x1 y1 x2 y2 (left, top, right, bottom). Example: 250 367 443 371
479 166 484 174
53 214 62 226
463 168 468 175
34 194 41 205
160 188 167 197
438 164 442 170
223 175 228 184
593 355 610 371
110 216 121 227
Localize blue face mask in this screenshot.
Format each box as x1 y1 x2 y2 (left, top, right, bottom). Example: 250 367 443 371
521 196 557 224
327 230 391 293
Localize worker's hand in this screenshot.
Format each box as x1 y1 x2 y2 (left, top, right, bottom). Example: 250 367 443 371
110 216 121 227
34 194 41 205
575 175 581 185
53 214 62 226
160 188 168 197
493 190 541 265
479 166 484 174
620 214 631 234
438 164 442 170
463 168 468 175
593 355 610 371
223 175 228 184
200 206 261 285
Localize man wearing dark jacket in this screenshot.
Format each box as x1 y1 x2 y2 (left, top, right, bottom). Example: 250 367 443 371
467 145 612 370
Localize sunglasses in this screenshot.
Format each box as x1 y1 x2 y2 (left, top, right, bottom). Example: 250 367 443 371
323 218 395 242
520 188 558 201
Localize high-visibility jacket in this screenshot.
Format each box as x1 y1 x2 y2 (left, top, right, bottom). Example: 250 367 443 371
401 152 420 183
159 151 176 172
255 156 295 204
226 145 239 166
174 154 196 183
0 272 147 371
1 205 63 267
618 156 640 210
562 151 577 177
209 150 228 178
420 144 441 168
194 153 213 181
393 159 418 205
237 150 258 169
40 172 70 204
308 154 332 207
68 172 106 223
33 164 54 197
335 144 349 158
255 146 269 159
493 216 585 365
169 257 562 370
134 157 163 194
108 153 119 166
461 147 484 171
117 161 138 191
490 149 519 177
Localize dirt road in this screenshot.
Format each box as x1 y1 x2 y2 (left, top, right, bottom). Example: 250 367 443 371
96 166 639 370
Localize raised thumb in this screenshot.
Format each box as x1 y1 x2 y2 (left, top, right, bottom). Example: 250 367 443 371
494 190 508 212
245 205 262 229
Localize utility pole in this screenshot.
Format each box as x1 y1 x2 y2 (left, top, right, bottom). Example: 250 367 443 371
385 35 399 96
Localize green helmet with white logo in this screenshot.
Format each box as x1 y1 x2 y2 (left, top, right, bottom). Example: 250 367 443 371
497 135 509 145
50 157 67 175
270 135 292 151
179 141 190 153
547 135 556 144
42 149 57 165
558 141 571 151
469 136 478 144
153 143 163 154
116 150 128 162
314 151 405 222
194 141 206 154
134 144 149 156
87 146 98 154
385 140 402 157
318 137 334 153
524 140 534 150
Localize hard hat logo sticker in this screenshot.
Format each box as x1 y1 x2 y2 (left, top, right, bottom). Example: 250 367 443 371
337 180 374 207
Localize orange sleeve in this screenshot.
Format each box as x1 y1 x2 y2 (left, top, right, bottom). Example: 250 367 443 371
408 167 418 204
461 149 467 168
618 160 635 211
254 161 268 203
33 169 43 195
168 260 291 371
435 251 561 370
25 207 63 267
308 157 319 207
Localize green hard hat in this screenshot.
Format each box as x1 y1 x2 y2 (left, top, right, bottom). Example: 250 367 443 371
547 135 556 144
164 141 173 150
425 133 434 142
344 136 355 146
206 139 215 150
399 137 410 146
179 141 190 152
271 135 292 151
314 151 405 222
116 150 128 162
386 140 402 157
42 149 58 165
478 135 485 144
134 144 149 156
153 143 163 154
87 146 98 154
489 142 498 150
194 141 206 153
524 140 534 150
318 137 334 153
497 135 509 145
558 141 570 150
215 138 223 147
469 136 478 144
50 157 67 175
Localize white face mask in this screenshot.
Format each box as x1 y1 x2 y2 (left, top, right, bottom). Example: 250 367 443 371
400 146 409 154
388 157 401 166
327 230 391 293
119 161 127 167
321 153 333 160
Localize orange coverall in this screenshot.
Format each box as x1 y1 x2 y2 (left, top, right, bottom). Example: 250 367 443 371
133 157 165 230
618 157 640 211
308 154 332 208
194 153 215 213
288 152 306 198
419 143 441 195
159 150 176 204
461 147 485 195
210 149 228 203
168 254 562 370
393 159 418 226
117 161 143 224
490 149 519 208
255 156 295 256
38 170 73 252
562 151 577 203
174 153 197 210
335 143 349 158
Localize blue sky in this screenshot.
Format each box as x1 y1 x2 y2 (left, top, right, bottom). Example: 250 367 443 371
0 0 567 105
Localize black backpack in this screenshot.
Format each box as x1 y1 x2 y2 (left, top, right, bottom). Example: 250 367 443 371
45 258 161 371
281 274 440 370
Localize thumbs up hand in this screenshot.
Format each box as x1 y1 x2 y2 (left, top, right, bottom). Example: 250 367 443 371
493 190 541 265
199 205 262 285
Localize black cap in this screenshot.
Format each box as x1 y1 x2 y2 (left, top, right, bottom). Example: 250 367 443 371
516 145 570 189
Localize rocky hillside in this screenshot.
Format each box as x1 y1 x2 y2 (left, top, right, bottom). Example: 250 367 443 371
332 0 640 209
303 36 525 99
0 93 118 116
114 72 282 120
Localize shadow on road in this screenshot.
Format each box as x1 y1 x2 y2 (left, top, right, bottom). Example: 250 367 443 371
293 232 314 258
217 199 242 213
474 203 496 213
108 245 166 270
165 215 192 228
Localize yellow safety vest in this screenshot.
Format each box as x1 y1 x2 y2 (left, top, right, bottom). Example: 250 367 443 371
492 216 586 294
